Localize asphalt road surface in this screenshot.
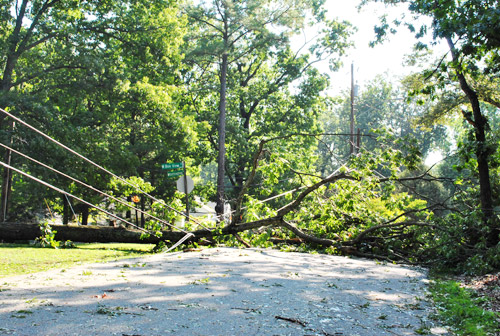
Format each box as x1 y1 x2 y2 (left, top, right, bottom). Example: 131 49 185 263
0 247 450 335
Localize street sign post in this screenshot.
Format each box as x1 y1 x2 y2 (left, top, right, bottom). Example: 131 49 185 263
161 161 194 222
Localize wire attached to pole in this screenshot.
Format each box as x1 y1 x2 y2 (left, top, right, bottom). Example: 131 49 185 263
0 160 155 234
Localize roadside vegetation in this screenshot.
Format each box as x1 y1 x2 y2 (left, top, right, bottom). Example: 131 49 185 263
429 278 499 336
0 243 154 278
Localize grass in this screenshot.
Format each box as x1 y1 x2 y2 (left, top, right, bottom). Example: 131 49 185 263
0 243 154 278
429 279 499 336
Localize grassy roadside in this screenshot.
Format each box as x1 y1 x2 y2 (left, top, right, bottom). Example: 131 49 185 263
428 278 499 336
0 243 155 278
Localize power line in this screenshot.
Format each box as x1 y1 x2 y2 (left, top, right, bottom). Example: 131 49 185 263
0 142 188 233
0 108 209 230
0 159 153 234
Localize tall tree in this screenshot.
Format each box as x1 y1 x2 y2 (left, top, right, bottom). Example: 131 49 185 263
184 0 353 221
0 0 191 221
361 0 500 246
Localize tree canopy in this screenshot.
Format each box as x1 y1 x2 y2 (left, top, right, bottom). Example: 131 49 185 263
0 0 499 275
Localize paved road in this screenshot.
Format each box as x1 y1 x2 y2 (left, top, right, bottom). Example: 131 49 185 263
0 248 449 335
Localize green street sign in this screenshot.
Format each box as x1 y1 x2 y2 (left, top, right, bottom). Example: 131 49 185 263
162 162 183 170
167 170 184 177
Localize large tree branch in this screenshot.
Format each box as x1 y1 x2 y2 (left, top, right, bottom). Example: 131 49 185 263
350 221 438 245
17 0 63 54
277 169 356 217
187 13 224 34
18 33 58 54
281 220 335 246
10 65 87 89
481 95 500 109
231 140 267 226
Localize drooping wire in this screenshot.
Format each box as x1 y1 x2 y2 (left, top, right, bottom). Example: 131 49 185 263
64 194 80 224
0 159 154 234
0 108 210 230
0 142 189 233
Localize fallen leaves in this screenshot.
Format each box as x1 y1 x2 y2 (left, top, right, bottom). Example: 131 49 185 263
92 293 109 299
462 271 500 313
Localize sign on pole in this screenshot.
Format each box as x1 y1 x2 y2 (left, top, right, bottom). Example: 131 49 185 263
162 162 183 170
176 175 194 194
167 170 183 177
163 161 193 222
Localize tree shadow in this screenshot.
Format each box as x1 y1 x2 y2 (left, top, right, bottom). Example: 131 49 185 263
0 248 445 336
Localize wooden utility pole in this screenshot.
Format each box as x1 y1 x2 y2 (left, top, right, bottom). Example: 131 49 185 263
215 52 228 222
350 62 355 154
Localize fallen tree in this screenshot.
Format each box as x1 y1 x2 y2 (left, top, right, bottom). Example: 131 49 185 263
1 134 461 266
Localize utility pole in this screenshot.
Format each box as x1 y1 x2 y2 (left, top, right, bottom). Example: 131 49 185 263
215 52 228 222
350 62 355 154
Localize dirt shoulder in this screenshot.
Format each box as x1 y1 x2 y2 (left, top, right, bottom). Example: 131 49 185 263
461 271 500 314
0 247 449 335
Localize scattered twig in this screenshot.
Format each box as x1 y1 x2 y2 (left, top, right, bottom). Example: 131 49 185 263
275 315 307 327
231 307 261 314
233 232 251 248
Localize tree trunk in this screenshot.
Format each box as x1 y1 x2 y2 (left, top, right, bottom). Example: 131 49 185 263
0 121 14 222
81 204 90 226
0 222 168 244
126 196 131 221
62 196 70 225
215 52 228 221
446 37 498 246
140 198 145 227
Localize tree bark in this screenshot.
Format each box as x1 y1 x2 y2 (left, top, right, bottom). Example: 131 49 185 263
0 121 14 222
446 37 498 246
62 196 70 225
0 223 167 244
126 196 131 221
81 205 89 226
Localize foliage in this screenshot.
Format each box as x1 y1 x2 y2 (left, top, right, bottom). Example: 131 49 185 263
108 176 154 208
427 200 500 275
430 280 499 336
361 0 500 250
229 132 436 261
0 0 193 222
183 0 354 202
34 221 59 248
34 221 75 249
1 0 498 280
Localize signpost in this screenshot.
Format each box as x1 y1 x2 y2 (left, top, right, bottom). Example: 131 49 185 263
161 161 194 222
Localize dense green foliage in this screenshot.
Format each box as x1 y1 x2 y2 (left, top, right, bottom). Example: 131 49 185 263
0 0 498 276
357 0 500 273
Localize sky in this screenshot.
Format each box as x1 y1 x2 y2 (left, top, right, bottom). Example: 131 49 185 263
306 1 445 95
297 1 447 165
